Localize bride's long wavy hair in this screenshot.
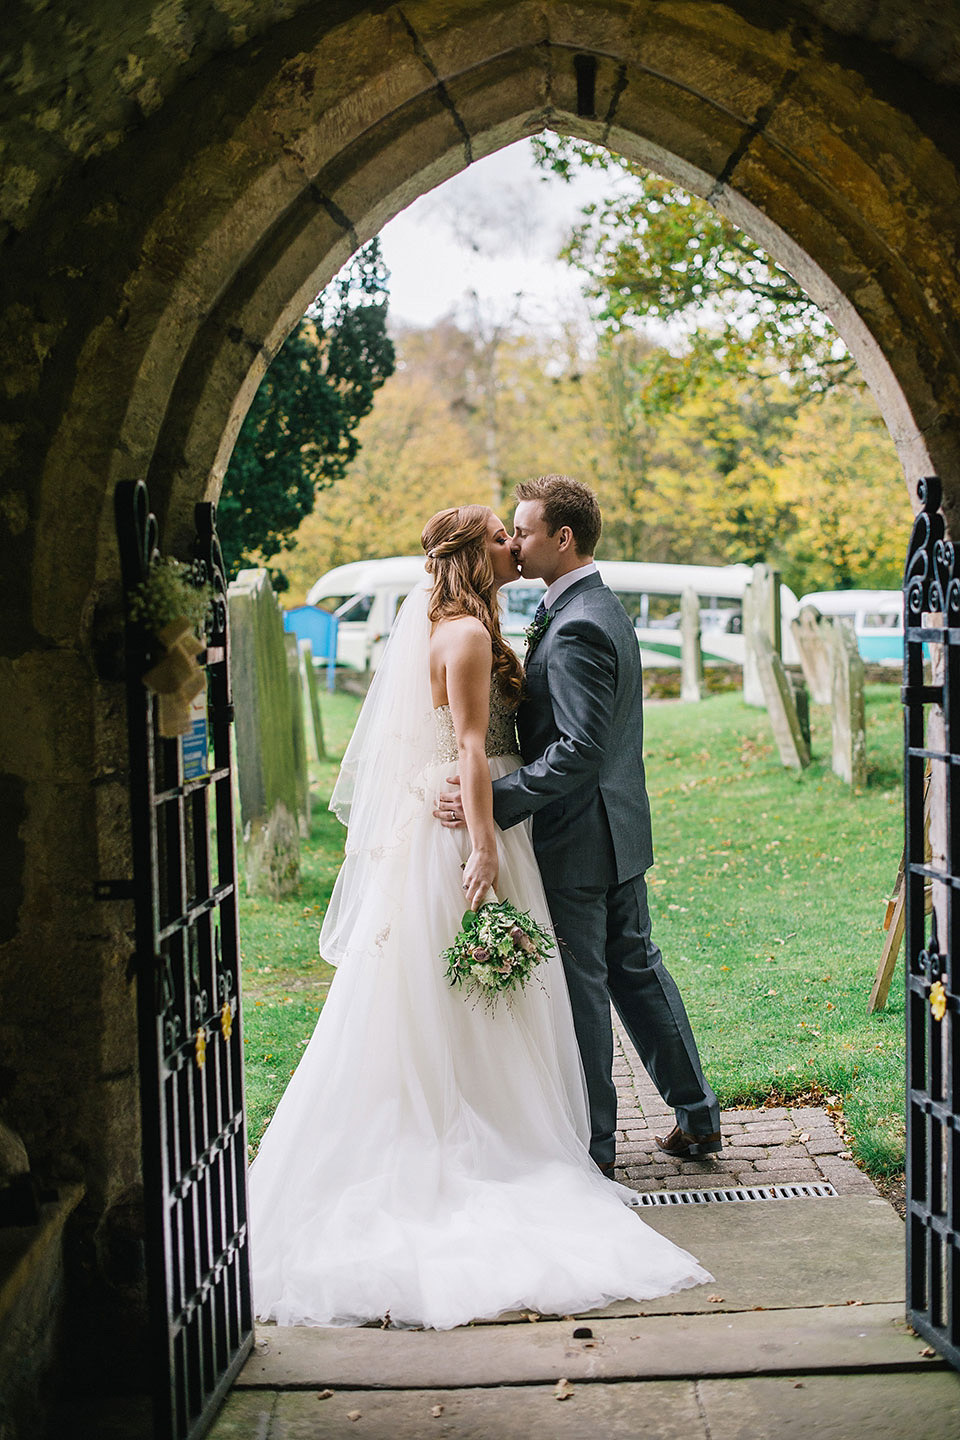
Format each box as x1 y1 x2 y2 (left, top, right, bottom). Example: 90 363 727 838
421 505 524 707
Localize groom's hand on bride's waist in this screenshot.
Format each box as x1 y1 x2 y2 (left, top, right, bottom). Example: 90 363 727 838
434 777 466 828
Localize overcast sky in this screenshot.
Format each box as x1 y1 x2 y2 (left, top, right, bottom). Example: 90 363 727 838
376 138 616 335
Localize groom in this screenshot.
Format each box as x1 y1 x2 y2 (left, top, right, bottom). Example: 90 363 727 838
437 474 721 1174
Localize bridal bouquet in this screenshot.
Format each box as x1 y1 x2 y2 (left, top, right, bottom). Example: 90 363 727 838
443 897 555 1008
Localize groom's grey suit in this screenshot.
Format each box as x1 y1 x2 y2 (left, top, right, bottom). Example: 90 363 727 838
492 572 719 1168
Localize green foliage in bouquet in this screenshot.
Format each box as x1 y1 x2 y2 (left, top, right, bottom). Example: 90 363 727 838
128 556 214 641
443 899 555 1008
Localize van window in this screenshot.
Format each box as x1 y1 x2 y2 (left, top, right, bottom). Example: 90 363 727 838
501 588 543 624
336 593 374 623
862 611 901 629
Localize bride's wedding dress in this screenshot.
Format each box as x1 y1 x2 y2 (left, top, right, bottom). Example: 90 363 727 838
249 584 710 1329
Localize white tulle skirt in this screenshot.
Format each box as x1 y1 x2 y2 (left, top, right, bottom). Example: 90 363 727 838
248 755 711 1329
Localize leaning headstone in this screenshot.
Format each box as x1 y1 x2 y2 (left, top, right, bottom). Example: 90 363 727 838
785 670 811 750
754 632 811 769
680 588 703 702
830 617 867 788
791 605 833 704
228 568 300 897
743 564 782 708
299 640 326 761
285 632 310 838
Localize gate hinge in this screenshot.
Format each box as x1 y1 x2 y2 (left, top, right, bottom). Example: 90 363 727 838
94 879 137 901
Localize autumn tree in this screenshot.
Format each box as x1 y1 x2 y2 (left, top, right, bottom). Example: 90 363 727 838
768 386 910 593
531 135 854 399
281 346 488 602
217 239 396 583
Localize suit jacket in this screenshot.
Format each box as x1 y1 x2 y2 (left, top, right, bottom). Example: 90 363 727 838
492 573 653 888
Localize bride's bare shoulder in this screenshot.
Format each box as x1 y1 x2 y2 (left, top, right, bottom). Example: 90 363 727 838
431 615 491 655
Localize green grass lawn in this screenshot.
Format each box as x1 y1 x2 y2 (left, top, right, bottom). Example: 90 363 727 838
240 690 357 1151
241 680 907 1178
643 685 905 1176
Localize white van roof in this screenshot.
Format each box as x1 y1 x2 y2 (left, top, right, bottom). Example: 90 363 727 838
594 560 754 599
306 556 428 605
307 556 788 607
798 589 902 616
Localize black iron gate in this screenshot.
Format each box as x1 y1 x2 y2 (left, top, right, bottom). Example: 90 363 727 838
903 474 960 1370
112 480 253 1439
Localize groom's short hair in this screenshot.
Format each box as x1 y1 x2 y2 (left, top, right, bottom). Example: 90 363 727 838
514 475 602 557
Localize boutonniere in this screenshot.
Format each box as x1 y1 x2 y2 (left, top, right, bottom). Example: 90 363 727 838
524 610 551 651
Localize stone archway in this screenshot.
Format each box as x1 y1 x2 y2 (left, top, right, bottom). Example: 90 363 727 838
3 0 960 1408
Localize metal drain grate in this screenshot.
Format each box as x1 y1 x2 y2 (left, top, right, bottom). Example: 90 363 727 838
633 1183 838 1206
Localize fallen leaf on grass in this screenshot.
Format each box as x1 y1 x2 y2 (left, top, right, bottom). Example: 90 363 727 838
554 1378 574 1401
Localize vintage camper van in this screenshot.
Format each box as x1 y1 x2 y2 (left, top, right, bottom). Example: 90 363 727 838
796 589 903 665
304 556 800 671
306 557 428 671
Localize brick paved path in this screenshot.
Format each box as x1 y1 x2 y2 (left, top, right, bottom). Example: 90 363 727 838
611 1014 878 1197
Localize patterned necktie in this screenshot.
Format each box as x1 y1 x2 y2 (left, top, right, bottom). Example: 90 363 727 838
532 600 547 628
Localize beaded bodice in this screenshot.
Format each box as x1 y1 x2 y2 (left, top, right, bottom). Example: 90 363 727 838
433 682 520 763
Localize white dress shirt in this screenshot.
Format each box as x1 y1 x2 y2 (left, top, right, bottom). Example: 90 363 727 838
543 561 598 611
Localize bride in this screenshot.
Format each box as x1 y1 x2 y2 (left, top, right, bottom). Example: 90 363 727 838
248 504 711 1329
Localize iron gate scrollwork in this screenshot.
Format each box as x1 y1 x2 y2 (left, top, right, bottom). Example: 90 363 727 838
903 474 960 1371
114 480 253 1440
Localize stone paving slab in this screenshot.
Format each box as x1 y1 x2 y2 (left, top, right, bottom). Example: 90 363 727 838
611 1015 879 1198
699 1371 960 1440
238 1302 926 1390
212 1369 960 1440
239 1192 904 1392
588 1195 903 1317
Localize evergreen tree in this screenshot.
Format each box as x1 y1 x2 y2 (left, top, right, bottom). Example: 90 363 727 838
218 239 395 583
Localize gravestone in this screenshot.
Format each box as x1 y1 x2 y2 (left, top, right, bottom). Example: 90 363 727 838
754 633 812 770
285 632 310 838
791 605 833 704
299 640 326 761
830 618 867 788
680 587 703 702
785 670 811 750
743 564 782 708
228 568 300 897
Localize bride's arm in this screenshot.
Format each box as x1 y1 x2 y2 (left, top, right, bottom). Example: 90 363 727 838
440 618 498 910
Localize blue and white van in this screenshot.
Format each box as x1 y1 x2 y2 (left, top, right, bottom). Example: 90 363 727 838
796 589 903 666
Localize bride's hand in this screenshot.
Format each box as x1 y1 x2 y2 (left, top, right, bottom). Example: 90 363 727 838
462 848 498 911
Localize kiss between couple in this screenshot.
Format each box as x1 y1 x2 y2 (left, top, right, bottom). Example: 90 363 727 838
250 474 721 1329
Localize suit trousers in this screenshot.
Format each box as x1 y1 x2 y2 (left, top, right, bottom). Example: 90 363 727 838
543 873 720 1168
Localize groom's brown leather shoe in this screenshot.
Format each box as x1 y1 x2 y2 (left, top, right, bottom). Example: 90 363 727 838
655 1125 722 1159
